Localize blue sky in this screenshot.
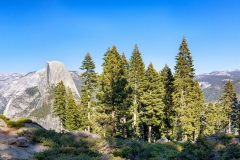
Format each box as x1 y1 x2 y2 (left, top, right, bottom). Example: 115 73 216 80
0 0 240 75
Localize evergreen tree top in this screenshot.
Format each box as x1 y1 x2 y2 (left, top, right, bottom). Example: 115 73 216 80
148 62 154 70
174 37 195 78
134 44 139 52
129 44 145 75
80 52 96 71
179 37 189 53
121 53 128 63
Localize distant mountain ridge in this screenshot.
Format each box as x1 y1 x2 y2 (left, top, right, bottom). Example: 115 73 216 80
195 68 240 103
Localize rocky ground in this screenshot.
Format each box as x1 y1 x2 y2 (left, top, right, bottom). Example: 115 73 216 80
0 119 48 160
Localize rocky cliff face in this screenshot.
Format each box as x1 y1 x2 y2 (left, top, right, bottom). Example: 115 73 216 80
0 61 81 132
195 69 240 103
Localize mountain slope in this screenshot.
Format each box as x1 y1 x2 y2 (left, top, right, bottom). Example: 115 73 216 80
0 61 81 132
196 69 240 103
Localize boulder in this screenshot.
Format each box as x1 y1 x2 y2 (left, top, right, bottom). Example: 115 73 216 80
1 137 17 145
16 137 29 147
68 131 101 139
0 133 5 140
18 122 42 133
156 138 169 143
0 118 7 127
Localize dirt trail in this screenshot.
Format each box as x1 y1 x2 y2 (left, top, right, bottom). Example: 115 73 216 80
1 127 18 136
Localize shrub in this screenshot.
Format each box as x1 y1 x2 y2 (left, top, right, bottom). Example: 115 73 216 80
218 143 240 160
0 114 10 122
33 129 102 159
6 117 32 128
217 133 234 145
177 135 215 160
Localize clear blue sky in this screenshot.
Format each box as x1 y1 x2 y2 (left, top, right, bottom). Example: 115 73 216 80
1 0 240 75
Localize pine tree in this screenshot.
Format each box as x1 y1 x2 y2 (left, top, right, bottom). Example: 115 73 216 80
173 37 202 141
185 80 205 140
129 44 145 138
53 81 67 132
65 87 80 131
160 64 174 138
79 53 97 132
215 102 228 133
220 80 238 133
119 53 132 138
98 46 128 137
203 102 216 135
140 63 165 142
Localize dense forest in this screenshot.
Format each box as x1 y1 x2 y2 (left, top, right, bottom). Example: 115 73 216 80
53 37 240 142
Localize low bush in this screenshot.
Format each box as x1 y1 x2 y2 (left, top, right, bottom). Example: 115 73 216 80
177 135 215 160
217 133 234 145
218 143 240 160
6 117 32 128
33 129 102 159
113 139 180 160
0 114 10 122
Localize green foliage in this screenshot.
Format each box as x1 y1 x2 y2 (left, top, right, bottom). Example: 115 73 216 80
33 128 101 160
53 81 67 129
160 64 175 136
178 135 215 160
113 139 180 160
32 129 240 160
25 86 39 96
97 46 129 137
0 114 33 128
140 63 165 141
65 87 81 131
6 117 32 128
218 143 240 160
0 114 10 122
217 133 234 145
128 44 145 137
220 80 238 133
79 53 98 132
173 37 205 141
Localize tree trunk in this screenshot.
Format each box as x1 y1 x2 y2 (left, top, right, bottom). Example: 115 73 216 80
148 126 152 143
88 91 91 132
60 121 63 133
123 116 127 138
133 112 137 126
112 109 116 137
133 82 137 127
229 118 231 134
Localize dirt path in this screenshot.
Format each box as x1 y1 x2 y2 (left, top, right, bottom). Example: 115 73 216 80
1 127 18 136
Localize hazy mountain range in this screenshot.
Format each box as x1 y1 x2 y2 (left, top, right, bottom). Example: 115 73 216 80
196 69 240 103
0 61 239 131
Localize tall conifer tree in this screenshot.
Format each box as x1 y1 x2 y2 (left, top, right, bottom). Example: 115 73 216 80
160 64 174 137
98 46 128 137
65 87 80 131
119 53 132 138
220 80 238 133
172 37 204 140
79 53 97 132
129 44 145 137
53 81 67 132
203 102 216 134
141 63 165 142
